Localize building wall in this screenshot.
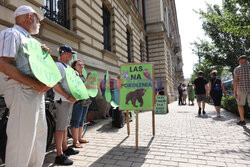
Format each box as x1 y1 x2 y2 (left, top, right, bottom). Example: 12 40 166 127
145 0 183 102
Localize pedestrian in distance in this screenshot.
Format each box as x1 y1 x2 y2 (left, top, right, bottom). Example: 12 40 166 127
208 70 226 117
188 83 195 105
178 83 183 105
0 5 51 167
182 83 188 105
233 55 250 126
53 45 79 165
70 59 90 148
193 71 209 115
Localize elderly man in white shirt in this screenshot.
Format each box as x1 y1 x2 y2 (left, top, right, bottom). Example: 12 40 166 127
0 6 51 167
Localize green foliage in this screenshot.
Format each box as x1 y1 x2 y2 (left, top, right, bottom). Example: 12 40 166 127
191 0 249 77
189 58 224 83
222 95 250 117
221 95 238 114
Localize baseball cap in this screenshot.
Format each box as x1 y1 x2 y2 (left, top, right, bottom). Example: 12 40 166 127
198 70 204 74
210 70 217 75
59 45 77 54
237 55 247 61
14 5 44 20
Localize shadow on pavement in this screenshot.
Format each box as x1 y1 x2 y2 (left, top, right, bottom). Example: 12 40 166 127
96 121 119 133
243 126 250 138
211 115 228 121
88 136 153 167
195 114 211 119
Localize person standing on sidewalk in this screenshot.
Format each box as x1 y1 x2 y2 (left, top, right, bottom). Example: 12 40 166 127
233 55 250 126
188 83 195 105
193 71 209 115
182 83 188 105
0 6 51 167
178 83 183 105
53 45 79 165
208 70 226 117
70 59 90 148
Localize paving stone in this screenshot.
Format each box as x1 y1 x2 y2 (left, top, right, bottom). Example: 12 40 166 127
41 102 250 167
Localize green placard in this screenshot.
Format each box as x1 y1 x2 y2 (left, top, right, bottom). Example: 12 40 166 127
119 63 154 110
111 101 119 108
155 95 167 114
23 38 62 87
105 70 111 102
86 71 98 97
65 67 89 100
82 69 87 78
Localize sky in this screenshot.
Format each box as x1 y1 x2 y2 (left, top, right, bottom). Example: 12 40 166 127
175 0 222 79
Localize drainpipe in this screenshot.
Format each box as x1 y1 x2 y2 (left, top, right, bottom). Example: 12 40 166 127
142 0 149 62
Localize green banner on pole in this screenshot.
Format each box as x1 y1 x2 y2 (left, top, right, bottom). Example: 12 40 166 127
65 67 89 100
86 71 98 97
105 70 111 102
23 38 62 87
119 63 154 110
155 95 167 114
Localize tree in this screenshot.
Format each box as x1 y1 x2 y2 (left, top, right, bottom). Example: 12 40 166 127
192 0 249 75
189 59 224 83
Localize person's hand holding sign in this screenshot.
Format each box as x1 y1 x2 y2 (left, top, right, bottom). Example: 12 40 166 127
67 95 78 103
32 80 51 93
41 44 52 53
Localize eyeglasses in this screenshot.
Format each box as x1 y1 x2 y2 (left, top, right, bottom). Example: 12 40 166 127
76 63 84 67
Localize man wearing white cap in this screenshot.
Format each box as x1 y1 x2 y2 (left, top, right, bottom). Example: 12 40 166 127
0 5 51 167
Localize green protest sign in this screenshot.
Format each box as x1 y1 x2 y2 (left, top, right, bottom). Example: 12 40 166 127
119 63 154 110
86 71 98 97
105 70 111 102
23 38 62 87
111 101 119 108
65 67 89 100
82 69 87 78
155 95 167 114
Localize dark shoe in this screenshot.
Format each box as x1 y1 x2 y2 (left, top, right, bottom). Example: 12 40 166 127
55 154 73 165
90 121 96 124
198 107 201 115
87 122 94 126
202 110 206 114
237 120 246 126
63 147 79 156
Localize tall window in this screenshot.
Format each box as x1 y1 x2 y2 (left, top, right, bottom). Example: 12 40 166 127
127 29 132 62
43 0 69 29
103 5 111 51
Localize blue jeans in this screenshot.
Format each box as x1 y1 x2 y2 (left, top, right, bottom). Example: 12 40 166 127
71 103 89 128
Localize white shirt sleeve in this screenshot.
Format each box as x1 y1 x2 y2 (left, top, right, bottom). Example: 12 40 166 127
0 29 17 58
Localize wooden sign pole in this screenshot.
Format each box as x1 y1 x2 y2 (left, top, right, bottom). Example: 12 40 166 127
126 110 130 136
136 110 139 150
152 110 155 136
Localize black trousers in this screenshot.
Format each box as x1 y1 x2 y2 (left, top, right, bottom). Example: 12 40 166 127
178 93 183 105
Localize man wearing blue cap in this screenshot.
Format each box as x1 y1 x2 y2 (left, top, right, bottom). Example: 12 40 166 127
0 5 50 167
53 45 79 165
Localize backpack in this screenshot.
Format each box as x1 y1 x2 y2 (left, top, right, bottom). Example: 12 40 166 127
213 79 222 92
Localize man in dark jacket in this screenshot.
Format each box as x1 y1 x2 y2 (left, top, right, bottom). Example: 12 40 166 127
178 83 183 105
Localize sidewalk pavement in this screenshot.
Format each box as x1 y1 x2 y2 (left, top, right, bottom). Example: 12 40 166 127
43 102 250 167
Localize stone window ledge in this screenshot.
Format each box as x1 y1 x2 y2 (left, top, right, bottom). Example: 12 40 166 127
102 49 120 61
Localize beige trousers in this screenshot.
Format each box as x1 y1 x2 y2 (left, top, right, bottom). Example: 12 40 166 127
4 79 47 167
